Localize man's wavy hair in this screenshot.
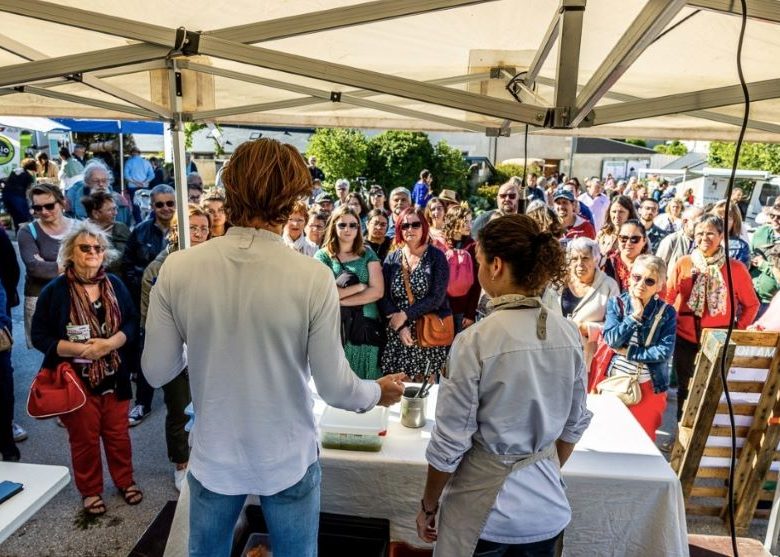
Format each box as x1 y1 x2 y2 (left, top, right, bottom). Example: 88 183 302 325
220 139 313 227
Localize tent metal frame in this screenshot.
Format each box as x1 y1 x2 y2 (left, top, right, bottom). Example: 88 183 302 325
0 0 777 137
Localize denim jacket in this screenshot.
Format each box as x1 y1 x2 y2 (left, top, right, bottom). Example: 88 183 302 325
602 292 678 393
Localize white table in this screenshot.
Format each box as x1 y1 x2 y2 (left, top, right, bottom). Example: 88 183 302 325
165 391 689 557
0 462 70 544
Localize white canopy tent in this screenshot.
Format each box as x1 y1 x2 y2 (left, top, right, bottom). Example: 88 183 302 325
0 0 778 243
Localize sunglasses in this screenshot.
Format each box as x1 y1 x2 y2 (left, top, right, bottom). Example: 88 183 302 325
336 222 359 230
498 193 517 200
154 201 175 209
31 202 57 212
618 235 643 244
401 221 423 230
631 273 657 287
77 244 105 254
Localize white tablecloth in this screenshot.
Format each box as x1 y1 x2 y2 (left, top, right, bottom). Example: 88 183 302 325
165 391 688 557
0 462 70 544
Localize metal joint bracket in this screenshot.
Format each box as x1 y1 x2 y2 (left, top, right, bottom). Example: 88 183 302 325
560 0 587 11
174 71 183 97
174 27 201 56
486 127 511 137
68 73 83 82
490 66 516 79
330 91 342 102
13 86 24 93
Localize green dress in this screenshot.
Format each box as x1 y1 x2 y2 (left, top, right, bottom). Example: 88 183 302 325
315 247 382 379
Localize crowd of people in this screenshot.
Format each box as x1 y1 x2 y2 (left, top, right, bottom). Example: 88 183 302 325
0 139 778 556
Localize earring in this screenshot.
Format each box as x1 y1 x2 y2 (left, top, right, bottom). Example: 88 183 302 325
491 275 497 281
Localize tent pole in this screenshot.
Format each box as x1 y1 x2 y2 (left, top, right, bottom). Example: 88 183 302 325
167 59 189 250
119 130 124 194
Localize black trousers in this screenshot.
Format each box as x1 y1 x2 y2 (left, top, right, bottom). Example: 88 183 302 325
474 532 563 557
674 335 700 422
162 370 191 464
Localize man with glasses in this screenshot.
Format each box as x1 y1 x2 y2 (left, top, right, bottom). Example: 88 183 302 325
67 159 133 226
122 184 176 426
471 181 521 239
187 173 204 204
334 179 350 208
553 189 596 241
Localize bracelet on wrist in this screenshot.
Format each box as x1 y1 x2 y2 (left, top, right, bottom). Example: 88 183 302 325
420 499 438 516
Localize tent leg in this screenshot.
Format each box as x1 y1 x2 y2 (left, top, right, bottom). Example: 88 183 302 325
119 131 124 194
168 60 189 249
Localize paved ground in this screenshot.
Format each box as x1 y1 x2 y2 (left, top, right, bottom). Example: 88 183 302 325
0 243 772 556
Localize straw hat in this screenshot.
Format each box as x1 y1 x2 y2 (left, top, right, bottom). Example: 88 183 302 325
438 189 459 204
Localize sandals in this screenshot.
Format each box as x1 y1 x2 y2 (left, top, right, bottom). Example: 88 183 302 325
119 485 143 506
83 495 107 516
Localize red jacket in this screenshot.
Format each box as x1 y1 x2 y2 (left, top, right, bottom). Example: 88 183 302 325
664 255 759 344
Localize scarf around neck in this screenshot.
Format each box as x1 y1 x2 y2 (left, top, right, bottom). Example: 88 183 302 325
66 266 122 388
688 247 727 318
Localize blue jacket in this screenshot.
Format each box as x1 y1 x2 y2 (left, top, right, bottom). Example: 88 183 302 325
602 292 677 393
411 181 431 208
30 273 138 400
380 245 451 321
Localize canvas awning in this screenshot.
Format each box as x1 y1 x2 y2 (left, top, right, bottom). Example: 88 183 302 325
52 118 164 135
0 116 69 133
0 0 777 142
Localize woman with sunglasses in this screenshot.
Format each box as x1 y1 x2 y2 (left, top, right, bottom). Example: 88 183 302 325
17 183 75 348
602 220 649 293
315 206 385 379
597 255 677 440
365 209 392 263
31 221 140 516
380 207 451 379
139 205 210 491
665 214 759 424
596 196 638 260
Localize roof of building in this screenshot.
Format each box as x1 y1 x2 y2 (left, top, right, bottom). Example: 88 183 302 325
575 138 656 155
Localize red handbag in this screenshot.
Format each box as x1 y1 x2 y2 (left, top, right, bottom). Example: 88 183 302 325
27 362 87 419
589 333 616 393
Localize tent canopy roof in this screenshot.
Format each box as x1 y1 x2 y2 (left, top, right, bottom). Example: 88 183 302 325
0 0 778 141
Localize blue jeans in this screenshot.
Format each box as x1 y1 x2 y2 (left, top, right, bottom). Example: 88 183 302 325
473 532 563 557
188 460 321 557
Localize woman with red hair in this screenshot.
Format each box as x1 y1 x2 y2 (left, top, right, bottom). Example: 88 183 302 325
380 207 451 379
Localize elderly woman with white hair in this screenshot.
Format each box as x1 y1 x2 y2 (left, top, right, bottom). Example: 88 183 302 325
31 221 140 515
595 255 677 440
550 238 619 371
67 159 132 226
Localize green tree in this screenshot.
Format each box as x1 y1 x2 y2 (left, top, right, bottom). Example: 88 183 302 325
305 128 368 184
430 140 469 198
365 131 434 190
624 138 648 148
654 140 688 156
708 141 780 174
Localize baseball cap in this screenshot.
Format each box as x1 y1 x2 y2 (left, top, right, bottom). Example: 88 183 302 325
315 192 333 203
553 188 575 202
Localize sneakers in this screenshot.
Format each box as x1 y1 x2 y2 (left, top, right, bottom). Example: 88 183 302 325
174 466 187 492
12 422 28 442
128 405 150 427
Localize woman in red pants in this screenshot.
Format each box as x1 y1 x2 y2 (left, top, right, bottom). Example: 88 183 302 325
31 221 141 515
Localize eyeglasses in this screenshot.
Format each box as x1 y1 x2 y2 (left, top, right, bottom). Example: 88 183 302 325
336 222 359 230
307 224 325 230
498 193 517 200
154 201 175 209
77 244 105 254
618 235 643 244
631 273 657 287
31 202 57 212
189 225 210 235
288 218 306 225
401 221 423 230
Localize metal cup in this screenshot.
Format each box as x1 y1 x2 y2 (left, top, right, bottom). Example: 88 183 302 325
401 386 427 428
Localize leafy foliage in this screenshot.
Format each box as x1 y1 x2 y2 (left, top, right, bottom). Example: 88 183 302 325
365 131 434 190
305 128 368 185
624 138 648 148
492 162 540 185
653 140 688 156
430 140 469 198
708 141 780 174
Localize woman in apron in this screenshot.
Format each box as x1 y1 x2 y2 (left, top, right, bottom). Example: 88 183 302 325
417 214 593 557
